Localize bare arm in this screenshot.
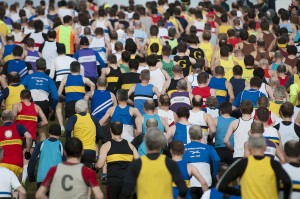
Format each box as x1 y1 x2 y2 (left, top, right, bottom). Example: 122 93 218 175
223 120 237 151
95 142 109 169
92 186 104 199
204 113 216 138
16 186 26 199
36 186 49 199
226 81 235 102
57 77 67 97
83 77 95 92
35 105 48 127
99 107 113 126
135 116 143 135
189 164 209 192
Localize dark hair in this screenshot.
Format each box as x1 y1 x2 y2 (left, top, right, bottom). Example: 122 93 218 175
287 45 297 55
162 44 172 56
220 46 229 57
63 15 72 23
215 66 225 75
256 107 269 122
8 73 20 84
26 38 34 47
177 42 187 53
244 55 254 66
240 100 253 114
176 107 190 118
57 43 66 54
150 43 159 53
121 51 131 62
284 141 300 158
170 141 185 155
129 59 139 70
65 137 83 158
277 65 286 74
150 25 159 36
253 67 265 80
159 94 171 106
48 30 56 39
192 96 203 107
20 89 31 100
240 30 249 41
110 121 123 135
116 89 128 101
125 39 137 54
279 102 294 118
233 65 243 76
13 45 23 57
115 41 123 52
220 13 228 23
107 54 117 64
219 102 232 115
250 76 262 88
34 20 44 31
70 61 81 73
197 72 208 84
36 58 47 71
257 96 269 108
147 54 158 66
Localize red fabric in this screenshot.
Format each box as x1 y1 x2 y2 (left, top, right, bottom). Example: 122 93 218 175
151 16 161 24
0 124 23 167
264 68 271 78
253 110 273 125
42 162 99 188
228 38 242 48
256 22 261 29
192 86 211 108
279 76 289 86
16 102 38 140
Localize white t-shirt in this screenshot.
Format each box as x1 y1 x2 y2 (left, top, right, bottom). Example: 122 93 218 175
0 166 21 198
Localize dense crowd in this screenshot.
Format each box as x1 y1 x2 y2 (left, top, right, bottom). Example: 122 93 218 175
0 0 300 199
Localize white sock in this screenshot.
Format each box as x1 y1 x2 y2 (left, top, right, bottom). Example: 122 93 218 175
22 165 28 184
61 126 65 132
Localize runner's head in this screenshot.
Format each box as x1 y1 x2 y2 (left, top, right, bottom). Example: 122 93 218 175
284 140 300 159
189 125 202 141
170 141 185 156
70 61 81 73
145 127 166 152
1 110 15 123
110 121 123 136
20 89 31 101
146 118 158 129
75 100 88 113
116 89 128 102
65 137 83 158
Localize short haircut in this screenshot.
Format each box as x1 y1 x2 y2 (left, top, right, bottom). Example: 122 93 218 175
48 30 56 39
248 135 266 149
7 73 20 84
144 100 156 111
121 51 131 62
159 94 171 106
107 54 117 64
57 43 66 54
240 100 253 114
110 121 123 136
277 65 286 74
26 38 35 48
273 86 286 100
172 65 182 73
176 107 190 119
215 66 225 75
189 125 202 140
219 102 232 115
150 25 159 36
75 100 88 113
140 69 150 80
129 59 139 70
115 41 123 52
256 107 269 122
257 96 269 108
65 137 83 158
279 102 294 118
284 141 300 158
177 42 187 52
116 89 128 101
1 110 15 122
162 44 172 56
177 79 187 90
250 76 262 88
192 96 203 107
147 54 158 66
197 72 209 84
244 55 254 66
63 15 72 23
145 127 166 151
146 118 158 129
233 65 243 76
206 96 218 108
97 77 107 87
70 61 81 73
36 58 47 71
253 67 265 80
20 89 31 100
170 141 185 155
220 46 229 57
250 121 264 134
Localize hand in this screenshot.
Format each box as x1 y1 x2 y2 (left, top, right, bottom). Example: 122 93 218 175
24 151 31 160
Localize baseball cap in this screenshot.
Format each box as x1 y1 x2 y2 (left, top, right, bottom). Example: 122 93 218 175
49 124 61 136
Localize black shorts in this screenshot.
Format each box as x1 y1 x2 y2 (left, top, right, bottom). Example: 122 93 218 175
35 100 49 119
215 147 233 165
107 180 123 199
86 77 97 91
55 81 65 102
65 101 77 119
81 150 96 169
22 138 36 148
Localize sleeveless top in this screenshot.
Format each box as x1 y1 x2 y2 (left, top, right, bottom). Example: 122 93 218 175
111 105 134 125
161 59 174 78
191 86 211 108
282 163 300 198
233 118 254 158
29 32 45 50
106 66 122 93
107 139 133 180
91 90 113 120
188 47 205 60
230 77 245 98
16 102 38 140
57 25 75 54
174 55 191 77
263 126 280 145
259 82 268 97
3 44 16 61
142 114 164 134
215 116 235 148
49 163 88 199
271 62 284 71
78 48 98 78
173 160 191 199
65 74 85 102
208 77 227 104
42 41 58 69
149 67 165 93
187 74 198 88
0 124 23 168
220 58 234 80
157 108 175 127
95 19 109 33
242 42 255 55
89 37 107 63
5 84 25 110
173 123 191 145
167 78 180 96
262 32 275 50
188 110 208 131
170 91 192 112
134 83 154 114
242 67 254 82
255 50 271 64
147 37 162 55
37 139 63 182
285 56 297 68
25 49 40 71
199 42 213 67
12 32 23 44
278 121 300 146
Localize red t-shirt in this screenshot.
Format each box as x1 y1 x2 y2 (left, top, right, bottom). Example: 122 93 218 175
279 76 289 86
42 162 99 188
192 86 211 108
151 16 161 24
228 37 242 48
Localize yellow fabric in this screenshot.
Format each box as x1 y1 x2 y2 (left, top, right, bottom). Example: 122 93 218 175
199 42 213 67
107 77 119 83
65 86 85 93
3 54 13 63
215 90 227 97
269 101 283 117
5 84 25 110
167 89 177 96
220 58 234 80
169 17 178 28
0 163 23 176
106 154 134 163
130 54 136 59
74 114 96 151
290 83 300 105
0 20 11 37
16 115 38 122
0 139 22 146
240 156 277 199
232 56 245 68
147 37 162 55
242 68 254 82
121 83 134 90
294 74 300 84
219 25 233 34
137 154 173 199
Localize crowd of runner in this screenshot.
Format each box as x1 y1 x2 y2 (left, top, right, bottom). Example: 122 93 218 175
0 0 300 198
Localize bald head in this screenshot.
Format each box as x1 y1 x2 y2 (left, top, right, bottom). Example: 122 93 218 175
146 118 158 129
192 95 203 107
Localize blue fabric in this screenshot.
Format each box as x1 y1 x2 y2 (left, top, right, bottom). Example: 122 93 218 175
134 83 154 114
3 44 16 58
215 116 236 148
7 59 29 80
271 62 284 71
37 139 63 182
111 105 134 125
208 77 227 104
91 90 113 120
210 188 241 199
232 88 266 108
142 114 164 134
65 74 85 102
173 123 190 145
173 160 191 199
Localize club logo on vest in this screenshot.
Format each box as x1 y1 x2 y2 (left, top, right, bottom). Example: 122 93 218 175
4 130 12 139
